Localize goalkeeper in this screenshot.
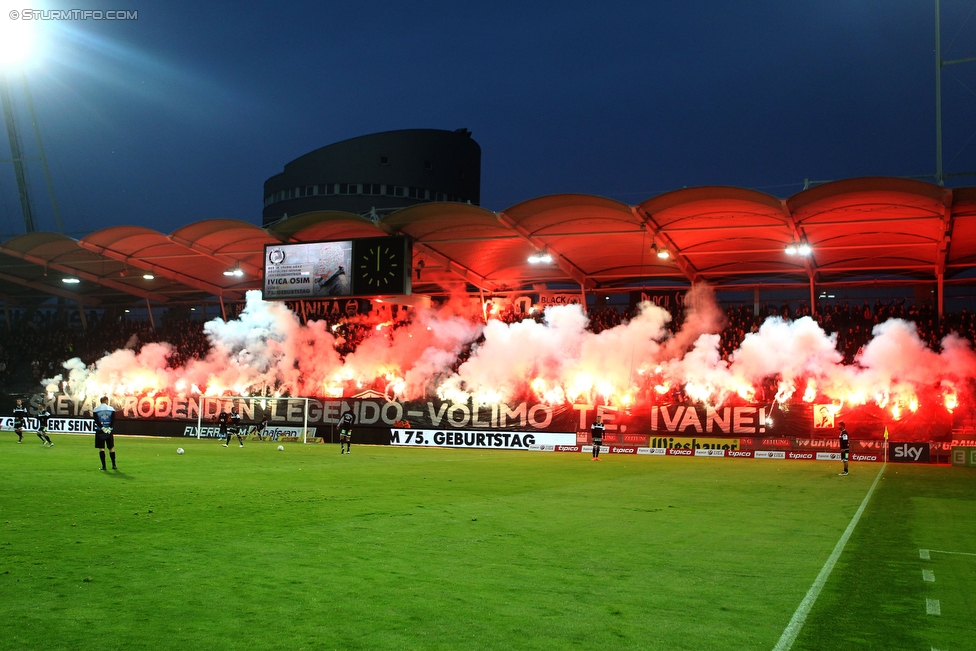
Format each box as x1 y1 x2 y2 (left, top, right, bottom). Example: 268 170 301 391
92 396 118 471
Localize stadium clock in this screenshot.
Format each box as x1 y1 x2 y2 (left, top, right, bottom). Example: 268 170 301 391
351 236 412 296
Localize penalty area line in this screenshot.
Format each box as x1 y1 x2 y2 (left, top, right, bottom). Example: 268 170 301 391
921 549 976 557
772 463 886 651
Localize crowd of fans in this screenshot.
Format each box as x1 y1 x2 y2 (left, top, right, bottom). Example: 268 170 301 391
720 300 976 363
1 297 974 393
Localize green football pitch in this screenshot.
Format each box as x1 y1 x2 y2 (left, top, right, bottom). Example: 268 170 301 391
1 435 973 650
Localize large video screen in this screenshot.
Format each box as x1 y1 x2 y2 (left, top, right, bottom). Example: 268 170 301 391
263 241 353 299
263 236 410 300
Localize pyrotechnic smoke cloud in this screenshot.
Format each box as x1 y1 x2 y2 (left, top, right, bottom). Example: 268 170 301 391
42 286 976 416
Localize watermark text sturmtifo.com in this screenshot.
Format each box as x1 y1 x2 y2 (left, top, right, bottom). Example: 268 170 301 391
8 9 138 21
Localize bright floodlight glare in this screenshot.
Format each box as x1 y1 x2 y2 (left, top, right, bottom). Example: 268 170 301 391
0 9 37 69
784 244 797 255
61 277 80 284
797 244 812 256
223 268 244 277
142 274 155 280
656 248 670 259
527 252 552 264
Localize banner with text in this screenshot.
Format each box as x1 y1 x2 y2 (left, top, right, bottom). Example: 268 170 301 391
390 429 575 450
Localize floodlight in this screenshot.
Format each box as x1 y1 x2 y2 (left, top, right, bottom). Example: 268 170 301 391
0 11 37 69
143 274 155 280
61 277 80 284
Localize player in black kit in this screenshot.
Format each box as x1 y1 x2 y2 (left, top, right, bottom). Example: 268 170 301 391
219 407 244 448
12 399 28 443
36 406 54 447
338 410 354 454
229 407 244 447
838 421 850 476
591 415 604 461
250 416 269 441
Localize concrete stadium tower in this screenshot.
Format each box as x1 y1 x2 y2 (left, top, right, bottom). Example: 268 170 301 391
262 128 481 226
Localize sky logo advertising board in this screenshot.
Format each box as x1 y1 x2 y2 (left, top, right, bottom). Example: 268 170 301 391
890 442 930 463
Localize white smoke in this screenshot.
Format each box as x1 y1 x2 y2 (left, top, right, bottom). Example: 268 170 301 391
39 286 976 416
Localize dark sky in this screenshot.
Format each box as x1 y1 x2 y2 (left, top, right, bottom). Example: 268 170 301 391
1 0 975 238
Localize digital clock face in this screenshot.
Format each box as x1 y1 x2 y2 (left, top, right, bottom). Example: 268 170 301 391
351 236 410 295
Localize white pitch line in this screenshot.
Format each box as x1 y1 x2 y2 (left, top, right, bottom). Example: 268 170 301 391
920 549 931 560
922 569 935 582
926 598 941 615
772 463 886 651
924 549 976 557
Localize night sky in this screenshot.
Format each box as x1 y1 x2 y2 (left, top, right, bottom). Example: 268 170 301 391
1 0 975 238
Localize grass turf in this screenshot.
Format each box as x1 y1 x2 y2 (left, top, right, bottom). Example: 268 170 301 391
0 434 972 650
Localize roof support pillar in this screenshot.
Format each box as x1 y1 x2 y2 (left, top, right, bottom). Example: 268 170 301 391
937 272 944 320
219 296 227 322
77 300 87 330
579 285 587 314
754 288 760 317
809 274 816 317
146 298 155 332
632 206 699 285
495 211 595 289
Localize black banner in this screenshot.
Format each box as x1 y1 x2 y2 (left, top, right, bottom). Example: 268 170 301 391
30 393 954 442
629 290 685 312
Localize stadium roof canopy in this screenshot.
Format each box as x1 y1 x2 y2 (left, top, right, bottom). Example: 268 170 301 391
1 177 974 310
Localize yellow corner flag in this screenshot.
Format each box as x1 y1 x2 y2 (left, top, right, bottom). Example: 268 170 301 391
883 426 889 440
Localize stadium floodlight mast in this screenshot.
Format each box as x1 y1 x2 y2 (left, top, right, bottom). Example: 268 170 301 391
194 396 313 443
1 13 64 234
